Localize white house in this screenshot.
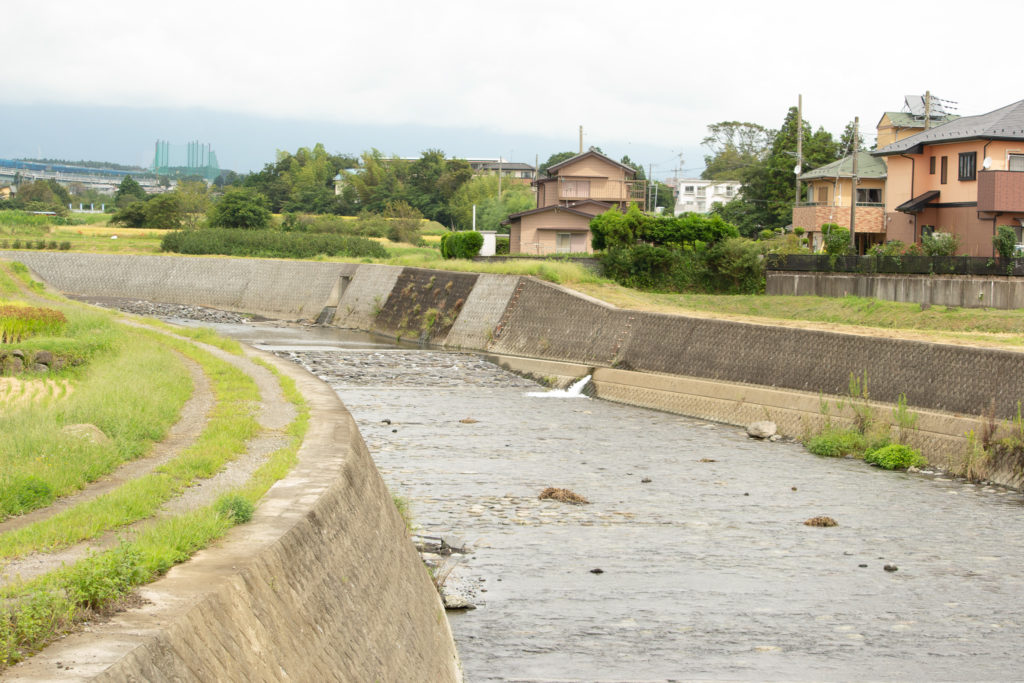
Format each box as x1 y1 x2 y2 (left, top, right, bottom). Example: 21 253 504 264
672 178 741 215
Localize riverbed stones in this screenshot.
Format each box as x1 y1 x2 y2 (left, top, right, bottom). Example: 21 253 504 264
746 421 778 439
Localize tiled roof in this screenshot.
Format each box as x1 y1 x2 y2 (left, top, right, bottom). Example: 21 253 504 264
799 152 886 180
875 99 1024 156
545 149 637 177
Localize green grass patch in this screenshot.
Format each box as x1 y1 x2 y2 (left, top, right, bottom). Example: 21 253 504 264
0 303 67 343
161 228 388 259
864 444 926 470
805 428 869 458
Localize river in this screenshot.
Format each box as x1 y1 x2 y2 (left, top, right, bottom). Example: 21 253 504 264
159 314 1024 681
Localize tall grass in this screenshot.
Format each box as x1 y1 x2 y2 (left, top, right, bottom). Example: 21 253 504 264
0 304 67 342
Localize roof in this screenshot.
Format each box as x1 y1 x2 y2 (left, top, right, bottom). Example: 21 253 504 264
895 190 941 213
475 161 534 172
877 111 959 130
505 204 598 221
799 152 886 181
875 99 1024 156
544 149 637 177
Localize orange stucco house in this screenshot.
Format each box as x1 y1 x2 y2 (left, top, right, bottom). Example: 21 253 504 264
505 149 646 255
873 99 1024 256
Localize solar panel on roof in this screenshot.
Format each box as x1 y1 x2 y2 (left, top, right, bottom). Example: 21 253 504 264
905 95 926 116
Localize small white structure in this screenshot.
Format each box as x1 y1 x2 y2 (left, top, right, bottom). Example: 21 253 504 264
478 230 497 256
672 178 741 215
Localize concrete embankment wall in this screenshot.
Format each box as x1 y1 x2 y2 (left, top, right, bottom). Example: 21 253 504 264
10 253 1024 490
767 270 1024 309
5 348 460 682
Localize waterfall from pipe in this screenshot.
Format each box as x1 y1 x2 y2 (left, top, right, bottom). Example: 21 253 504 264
525 374 591 398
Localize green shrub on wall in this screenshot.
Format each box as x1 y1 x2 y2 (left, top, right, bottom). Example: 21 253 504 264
161 228 387 259
993 225 1017 261
440 231 484 259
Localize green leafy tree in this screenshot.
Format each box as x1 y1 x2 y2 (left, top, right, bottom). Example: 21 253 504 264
701 121 771 181
110 201 149 228
382 200 423 243
822 223 851 255
115 176 147 206
921 231 960 256
207 188 271 229
143 193 183 229
175 180 211 229
538 151 577 175
993 225 1017 260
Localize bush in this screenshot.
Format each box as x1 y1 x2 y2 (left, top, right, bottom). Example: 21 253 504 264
864 444 926 470
921 231 960 256
440 231 484 259
822 224 851 256
703 237 765 294
66 545 146 610
215 494 254 524
110 200 149 228
805 429 868 457
994 225 1017 261
160 228 388 259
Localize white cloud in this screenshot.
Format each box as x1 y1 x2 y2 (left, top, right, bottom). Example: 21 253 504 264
8 0 1024 158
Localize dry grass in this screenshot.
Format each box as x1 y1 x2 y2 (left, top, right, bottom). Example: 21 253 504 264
538 487 589 504
804 516 838 527
0 378 73 407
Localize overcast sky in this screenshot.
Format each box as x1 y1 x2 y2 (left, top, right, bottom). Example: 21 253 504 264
3 0 1020 177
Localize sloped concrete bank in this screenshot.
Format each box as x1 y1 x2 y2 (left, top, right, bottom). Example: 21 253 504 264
3 342 460 681
8 252 1024 491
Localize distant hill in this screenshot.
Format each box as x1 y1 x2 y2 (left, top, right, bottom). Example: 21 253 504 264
17 158 147 172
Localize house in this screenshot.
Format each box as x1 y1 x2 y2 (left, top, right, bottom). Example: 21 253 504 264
466 159 535 183
505 149 646 255
792 152 887 252
0 185 11 200
876 94 959 149
672 179 741 215
873 98 1024 256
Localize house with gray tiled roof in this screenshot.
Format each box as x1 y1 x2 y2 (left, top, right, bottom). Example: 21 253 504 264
873 99 1024 256
793 151 888 252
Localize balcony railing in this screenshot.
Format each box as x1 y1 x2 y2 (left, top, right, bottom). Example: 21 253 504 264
978 170 1024 213
557 178 647 207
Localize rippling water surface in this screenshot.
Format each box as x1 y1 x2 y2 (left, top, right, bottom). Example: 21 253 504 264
186 318 1024 683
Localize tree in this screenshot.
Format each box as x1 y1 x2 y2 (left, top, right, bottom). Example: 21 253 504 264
994 225 1018 260
143 193 183 229
175 180 211 229
538 151 577 175
701 122 771 181
448 175 534 232
207 188 271 229
115 176 147 206
839 120 866 155
110 201 149 227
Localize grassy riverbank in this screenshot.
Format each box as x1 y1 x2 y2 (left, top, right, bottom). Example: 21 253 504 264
0 260 307 668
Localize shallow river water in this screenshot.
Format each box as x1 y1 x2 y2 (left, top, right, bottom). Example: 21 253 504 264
163 317 1024 681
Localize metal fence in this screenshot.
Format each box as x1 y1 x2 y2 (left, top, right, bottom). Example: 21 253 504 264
765 254 1024 277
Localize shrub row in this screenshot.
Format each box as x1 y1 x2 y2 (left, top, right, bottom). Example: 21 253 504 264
0 240 71 251
600 238 765 294
440 231 484 259
160 228 389 259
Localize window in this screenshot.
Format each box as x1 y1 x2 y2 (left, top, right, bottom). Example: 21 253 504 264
561 179 590 199
1009 154 1024 172
684 185 695 194
929 156 936 174
817 186 829 203
921 225 935 238
556 233 571 253
958 152 977 181
940 156 948 184
725 186 735 197
857 188 882 203
695 186 706 197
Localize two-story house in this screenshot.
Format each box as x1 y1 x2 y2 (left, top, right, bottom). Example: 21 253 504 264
505 149 646 255
873 99 1024 256
792 152 888 252
672 179 741 215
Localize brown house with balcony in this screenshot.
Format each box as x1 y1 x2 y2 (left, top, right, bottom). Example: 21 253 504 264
873 99 1024 256
793 151 888 253
505 149 646 255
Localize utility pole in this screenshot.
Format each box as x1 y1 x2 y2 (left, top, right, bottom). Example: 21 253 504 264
534 153 539 181
849 116 859 253
497 157 502 199
795 94 803 206
579 125 583 154
648 163 653 210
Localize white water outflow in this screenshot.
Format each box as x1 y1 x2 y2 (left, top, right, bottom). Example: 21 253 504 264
525 374 591 398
